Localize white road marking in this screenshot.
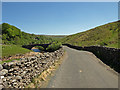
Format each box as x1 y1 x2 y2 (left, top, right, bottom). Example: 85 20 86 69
79 70 82 72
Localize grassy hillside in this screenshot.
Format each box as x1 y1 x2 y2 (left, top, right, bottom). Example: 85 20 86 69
1 23 59 59
45 35 66 38
45 35 66 42
62 21 119 48
2 23 56 45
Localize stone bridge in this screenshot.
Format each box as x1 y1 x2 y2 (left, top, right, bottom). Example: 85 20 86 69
22 44 50 50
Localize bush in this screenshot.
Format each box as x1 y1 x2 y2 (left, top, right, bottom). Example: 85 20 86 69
35 46 44 51
46 42 61 52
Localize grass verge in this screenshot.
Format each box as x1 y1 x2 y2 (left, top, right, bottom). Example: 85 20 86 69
0 58 20 64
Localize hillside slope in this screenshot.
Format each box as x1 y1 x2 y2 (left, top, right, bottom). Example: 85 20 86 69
62 21 120 48
2 23 56 45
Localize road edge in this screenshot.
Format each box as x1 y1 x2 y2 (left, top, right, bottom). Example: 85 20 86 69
85 51 119 76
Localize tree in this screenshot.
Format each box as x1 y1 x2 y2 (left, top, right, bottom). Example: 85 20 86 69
6 28 15 38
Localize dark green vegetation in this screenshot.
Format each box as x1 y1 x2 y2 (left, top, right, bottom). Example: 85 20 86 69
62 21 119 48
34 42 62 52
2 23 56 45
46 42 62 52
45 35 66 39
2 45 32 58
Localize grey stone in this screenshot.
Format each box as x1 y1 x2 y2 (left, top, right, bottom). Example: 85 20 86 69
12 82 18 88
7 62 16 67
0 76 4 79
8 68 14 72
12 79 16 82
0 79 2 84
0 64 3 71
2 63 8 69
46 54 50 58
3 81 8 87
6 76 12 81
0 85 3 90
36 54 41 58
7 73 13 76
16 62 21 66
0 69 8 76
31 57 37 60
2 78 6 82
21 71 27 76
41 60 47 64
14 68 19 73
16 76 22 80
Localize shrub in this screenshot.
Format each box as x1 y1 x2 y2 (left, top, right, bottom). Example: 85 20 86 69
46 42 61 52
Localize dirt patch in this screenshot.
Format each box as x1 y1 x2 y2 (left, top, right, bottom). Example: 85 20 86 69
2 51 43 61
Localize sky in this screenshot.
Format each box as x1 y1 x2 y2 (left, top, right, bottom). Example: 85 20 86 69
2 0 120 2
2 2 118 35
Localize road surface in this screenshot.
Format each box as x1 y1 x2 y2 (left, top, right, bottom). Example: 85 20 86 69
47 46 118 88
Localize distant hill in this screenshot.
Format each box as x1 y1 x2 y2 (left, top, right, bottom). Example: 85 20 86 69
2 23 56 45
45 35 66 39
62 21 120 48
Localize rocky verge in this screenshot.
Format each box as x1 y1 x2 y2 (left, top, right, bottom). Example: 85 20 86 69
0 48 64 88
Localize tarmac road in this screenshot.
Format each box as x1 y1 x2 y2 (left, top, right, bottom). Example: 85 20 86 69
47 46 118 88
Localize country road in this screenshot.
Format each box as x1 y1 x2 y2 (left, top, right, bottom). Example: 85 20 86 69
47 46 118 88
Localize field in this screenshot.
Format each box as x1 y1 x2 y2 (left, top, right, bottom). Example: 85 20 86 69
2 45 32 58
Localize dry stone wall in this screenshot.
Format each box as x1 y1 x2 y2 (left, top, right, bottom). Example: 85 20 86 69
0 48 64 88
63 44 120 73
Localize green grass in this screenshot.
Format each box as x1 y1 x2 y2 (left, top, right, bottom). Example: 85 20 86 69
2 45 32 58
61 20 119 48
0 45 2 58
0 58 20 64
